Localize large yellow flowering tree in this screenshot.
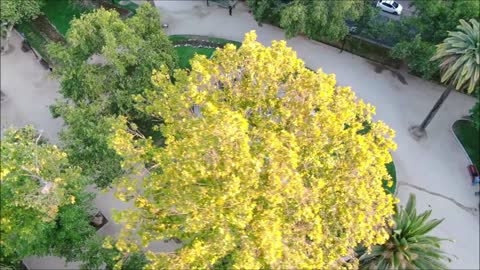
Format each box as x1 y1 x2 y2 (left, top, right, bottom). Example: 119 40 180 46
109 31 397 269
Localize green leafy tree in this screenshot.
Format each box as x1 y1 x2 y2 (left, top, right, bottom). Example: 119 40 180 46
108 31 397 269
51 102 124 188
247 0 292 25
410 19 480 139
391 0 479 78
358 193 451 269
48 4 177 188
0 0 43 54
409 0 478 44
0 126 96 265
79 236 148 270
391 35 439 79
277 0 369 40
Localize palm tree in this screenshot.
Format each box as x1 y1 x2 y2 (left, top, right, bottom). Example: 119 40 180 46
410 18 479 139
358 193 451 269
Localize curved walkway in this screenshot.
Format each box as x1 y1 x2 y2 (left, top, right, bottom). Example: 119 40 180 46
153 1 478 268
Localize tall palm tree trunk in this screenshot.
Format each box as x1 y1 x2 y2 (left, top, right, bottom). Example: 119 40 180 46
410 85 453 139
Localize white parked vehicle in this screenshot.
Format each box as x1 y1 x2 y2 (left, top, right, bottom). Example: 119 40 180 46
376 0 403 15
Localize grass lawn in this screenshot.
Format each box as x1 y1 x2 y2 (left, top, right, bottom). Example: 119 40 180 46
16 22 51 62
41 1 90 36
356 121 397 194
170 35 241 69
175 46 216 69
169 35 242 47
112 0 139 14
384 161 397 194
453 119 480 169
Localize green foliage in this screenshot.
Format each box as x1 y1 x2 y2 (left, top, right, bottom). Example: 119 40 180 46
355 4 380 35
249 0 370 40
359 193 451 270
431 19 479 93
410 0 479 44
53 102 124 189
15 21 51 61
391 35 439 79
453 119 480 169
109 31 397 269
0 0 43 26
48 4 177 188
42 0 90 35
0 126 96 264
384 162 396 194
175 46 216 69
391 0 479 78
247 0 288 23
48 192 97 262
78 236 119 270
1 0 43 52
78 236 148 270
278 0 368 41
122 252 148 270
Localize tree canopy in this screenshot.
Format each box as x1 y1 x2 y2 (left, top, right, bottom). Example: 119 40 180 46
391 0 480 79
0 126 95 265
48 4 177 188
0 0 43 53
247 0 371 41
0 0 43 26
108 31 397 269
279 0 368 40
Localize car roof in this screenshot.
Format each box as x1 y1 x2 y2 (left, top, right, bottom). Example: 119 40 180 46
381 0 395 4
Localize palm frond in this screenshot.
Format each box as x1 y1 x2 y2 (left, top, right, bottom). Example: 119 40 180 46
431 19 480 93
359 193 451 270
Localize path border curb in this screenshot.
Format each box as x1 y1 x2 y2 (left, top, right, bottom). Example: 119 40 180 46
450 119 474 165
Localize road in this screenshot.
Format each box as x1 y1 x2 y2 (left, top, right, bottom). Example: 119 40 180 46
378 0 415 20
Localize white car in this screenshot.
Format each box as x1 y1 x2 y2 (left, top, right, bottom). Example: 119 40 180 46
376 0 403 15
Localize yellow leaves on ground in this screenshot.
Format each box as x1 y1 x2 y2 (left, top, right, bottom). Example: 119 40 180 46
110 31 397 269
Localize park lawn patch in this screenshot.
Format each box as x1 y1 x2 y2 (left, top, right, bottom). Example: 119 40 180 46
175 46 216 69
41 0 90 36
205 36 242 47
169 35 190 43
112 0 139 15
169 35 241 47
453 119 480 169
169 35 242 69
384 161 397 194
16 22 51 62
356 120 397 194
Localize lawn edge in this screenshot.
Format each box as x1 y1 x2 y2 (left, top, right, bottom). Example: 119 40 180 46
451 119 475 166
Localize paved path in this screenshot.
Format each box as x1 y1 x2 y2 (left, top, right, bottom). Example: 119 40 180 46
0 32 63 144
156 1 479 268
1 2 478 268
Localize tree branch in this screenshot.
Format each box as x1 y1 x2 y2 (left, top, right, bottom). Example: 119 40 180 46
21 166 49 186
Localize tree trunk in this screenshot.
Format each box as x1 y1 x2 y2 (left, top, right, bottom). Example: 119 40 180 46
419 85 453 130
409 85 453 140
1 24 14 55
